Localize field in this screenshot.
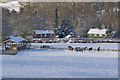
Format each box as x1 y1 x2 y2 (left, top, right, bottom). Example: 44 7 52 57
1 43 119 78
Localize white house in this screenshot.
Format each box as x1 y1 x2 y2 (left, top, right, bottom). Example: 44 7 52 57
87 28 107 38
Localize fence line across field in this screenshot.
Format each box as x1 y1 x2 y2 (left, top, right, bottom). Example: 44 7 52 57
2 51 17 55
31 38 120 43
1 45 119 55
28 45 120 52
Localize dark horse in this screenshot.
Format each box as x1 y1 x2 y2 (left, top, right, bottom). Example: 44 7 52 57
42 45 50 49
97 47 100 51
75 47 83 52
89 47 93 51
68 46 74 51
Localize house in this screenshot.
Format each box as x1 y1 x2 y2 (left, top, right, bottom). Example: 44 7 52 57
33 30 55 38
3 36 26 51
87 28 107 38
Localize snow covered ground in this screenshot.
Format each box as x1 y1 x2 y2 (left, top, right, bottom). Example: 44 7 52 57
1 43 119 78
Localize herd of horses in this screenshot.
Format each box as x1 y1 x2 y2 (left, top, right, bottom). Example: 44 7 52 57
68 46 100 52
40 45 101 52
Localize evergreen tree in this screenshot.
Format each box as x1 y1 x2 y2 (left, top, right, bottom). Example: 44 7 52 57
56 19 77 38
54 3 59 35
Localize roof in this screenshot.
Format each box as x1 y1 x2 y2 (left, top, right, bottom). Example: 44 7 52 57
88 28 107 35
34 30 54 34
65 35 72 38
9 36 25 43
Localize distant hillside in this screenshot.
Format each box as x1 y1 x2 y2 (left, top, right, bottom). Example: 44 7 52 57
2 2 119 39
0 1 21 12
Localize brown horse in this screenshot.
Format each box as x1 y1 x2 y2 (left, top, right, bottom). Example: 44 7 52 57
42 45 50 49
81 47 87 52
75 47 87 52
68 46 74 51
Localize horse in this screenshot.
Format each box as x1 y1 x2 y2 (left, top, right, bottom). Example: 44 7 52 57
97 47 100 51
89 47 93 51
82 47 87 52
42 45 50 49
75 47 83 52
68 46 74 51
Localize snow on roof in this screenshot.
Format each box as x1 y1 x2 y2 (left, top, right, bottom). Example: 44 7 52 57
65 35 72 38
88 28 107 35
9 36 25 43
34 30 54 34
55 35 59 38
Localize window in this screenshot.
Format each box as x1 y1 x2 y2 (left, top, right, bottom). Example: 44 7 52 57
40 34 42 37
102 34 105 36
97 34 99 36
44 34 47 37
51 34 53 37
92 34 94 36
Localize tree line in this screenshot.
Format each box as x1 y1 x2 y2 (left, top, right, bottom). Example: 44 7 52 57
2 2 119 40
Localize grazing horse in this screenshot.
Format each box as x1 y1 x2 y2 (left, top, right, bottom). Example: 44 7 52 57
82 47 87 52
68 46 74 51
42 45 50 49
97 47 100 51
89 47 93 51
75 47 83 52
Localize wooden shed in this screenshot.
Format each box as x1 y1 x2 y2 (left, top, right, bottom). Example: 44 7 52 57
3 36 26 51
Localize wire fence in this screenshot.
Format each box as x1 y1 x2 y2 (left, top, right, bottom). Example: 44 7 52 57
28 45 120 52
31 38 120 43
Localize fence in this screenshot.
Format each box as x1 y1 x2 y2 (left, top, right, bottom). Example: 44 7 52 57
1 44 27 55
31 38 120 43
29 45 120 52
2 51 17 55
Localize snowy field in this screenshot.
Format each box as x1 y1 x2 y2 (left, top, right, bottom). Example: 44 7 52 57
1 43 119 78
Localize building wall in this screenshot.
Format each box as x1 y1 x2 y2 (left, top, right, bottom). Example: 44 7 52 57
88 34 106 38
33 32 54 38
